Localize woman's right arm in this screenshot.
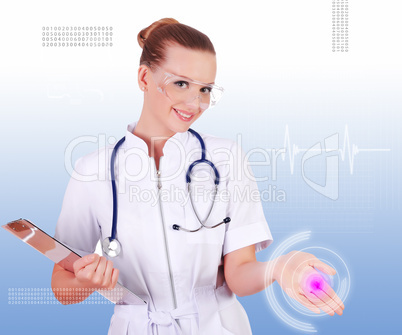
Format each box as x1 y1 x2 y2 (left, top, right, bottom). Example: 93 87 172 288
51 253 119 305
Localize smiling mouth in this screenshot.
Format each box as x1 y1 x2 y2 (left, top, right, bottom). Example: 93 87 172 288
173 108 195 121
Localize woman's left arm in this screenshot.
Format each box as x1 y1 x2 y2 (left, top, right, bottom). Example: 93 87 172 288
223 246 345 316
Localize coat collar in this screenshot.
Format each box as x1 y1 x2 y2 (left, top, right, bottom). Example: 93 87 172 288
123 121 193 175
124 121 190 155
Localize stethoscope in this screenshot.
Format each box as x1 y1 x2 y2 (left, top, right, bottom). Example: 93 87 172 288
102 128 231 257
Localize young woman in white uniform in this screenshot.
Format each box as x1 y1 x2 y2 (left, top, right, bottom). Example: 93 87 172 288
51 18 345 334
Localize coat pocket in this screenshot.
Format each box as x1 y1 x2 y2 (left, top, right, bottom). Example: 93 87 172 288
108 304 149 335
193 285 235 335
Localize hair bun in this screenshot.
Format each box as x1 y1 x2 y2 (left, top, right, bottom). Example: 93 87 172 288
137 18 180 49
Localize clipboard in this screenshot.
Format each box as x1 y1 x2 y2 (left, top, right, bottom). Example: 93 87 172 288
2 218 147 305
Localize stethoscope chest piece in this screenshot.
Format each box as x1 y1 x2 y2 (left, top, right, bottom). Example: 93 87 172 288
102 237 121 257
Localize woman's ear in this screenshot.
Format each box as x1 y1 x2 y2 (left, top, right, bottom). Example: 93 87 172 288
138 65 149 92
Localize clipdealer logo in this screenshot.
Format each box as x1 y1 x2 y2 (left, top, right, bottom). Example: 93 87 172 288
63 131 340 203
301 133 339 200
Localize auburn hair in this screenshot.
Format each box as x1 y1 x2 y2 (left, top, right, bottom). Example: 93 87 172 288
137 18 215 68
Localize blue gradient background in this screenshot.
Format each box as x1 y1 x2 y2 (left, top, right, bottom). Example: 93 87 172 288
1 1 401 334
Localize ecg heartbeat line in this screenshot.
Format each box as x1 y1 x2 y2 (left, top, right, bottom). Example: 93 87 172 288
281 124 391 175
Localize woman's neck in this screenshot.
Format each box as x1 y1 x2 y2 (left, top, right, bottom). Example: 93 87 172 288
133 116 175 159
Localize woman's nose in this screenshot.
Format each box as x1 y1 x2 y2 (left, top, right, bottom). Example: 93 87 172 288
185 94 202 109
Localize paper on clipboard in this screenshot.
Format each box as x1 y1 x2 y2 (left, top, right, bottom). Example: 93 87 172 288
2 218 147 306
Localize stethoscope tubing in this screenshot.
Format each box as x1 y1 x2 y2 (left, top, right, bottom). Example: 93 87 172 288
103 128 230 257
110 136 126 241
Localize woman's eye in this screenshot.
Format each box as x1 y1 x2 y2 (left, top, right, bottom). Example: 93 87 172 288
201 87 212 94
174 81 189 88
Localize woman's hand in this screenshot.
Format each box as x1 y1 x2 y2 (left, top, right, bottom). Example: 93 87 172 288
273 250 344 316
73 253 119 291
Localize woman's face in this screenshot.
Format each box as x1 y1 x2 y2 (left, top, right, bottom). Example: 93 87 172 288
141 44 217 135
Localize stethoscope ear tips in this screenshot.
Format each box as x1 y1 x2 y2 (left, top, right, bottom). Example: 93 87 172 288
172 217 231 232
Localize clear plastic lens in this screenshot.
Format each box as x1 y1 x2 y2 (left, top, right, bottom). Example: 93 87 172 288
153 68 224 110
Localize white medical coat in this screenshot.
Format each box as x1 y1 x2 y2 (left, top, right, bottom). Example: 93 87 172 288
55 121 273 334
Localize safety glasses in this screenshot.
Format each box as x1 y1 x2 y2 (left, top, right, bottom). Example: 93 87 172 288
150 67 224 111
